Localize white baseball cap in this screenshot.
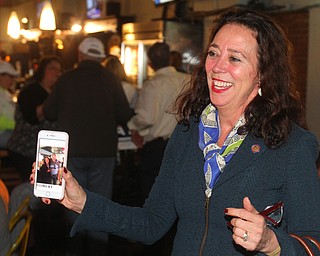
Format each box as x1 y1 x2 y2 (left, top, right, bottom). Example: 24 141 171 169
0 62 19 77
78 37 106 58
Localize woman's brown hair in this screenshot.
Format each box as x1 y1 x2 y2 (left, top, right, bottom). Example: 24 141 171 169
174 7 303 148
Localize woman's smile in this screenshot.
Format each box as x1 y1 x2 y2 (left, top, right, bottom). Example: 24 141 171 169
211 78 234 93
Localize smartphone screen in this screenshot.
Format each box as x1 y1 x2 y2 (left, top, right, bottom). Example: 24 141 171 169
34 130 69 200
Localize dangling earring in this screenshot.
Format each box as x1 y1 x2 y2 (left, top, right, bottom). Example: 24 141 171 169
258 87 262 97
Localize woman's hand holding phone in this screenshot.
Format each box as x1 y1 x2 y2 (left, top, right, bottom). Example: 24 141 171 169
30 166 87 214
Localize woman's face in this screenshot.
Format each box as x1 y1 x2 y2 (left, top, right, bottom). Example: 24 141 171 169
205 24 260 114
44 60 62 87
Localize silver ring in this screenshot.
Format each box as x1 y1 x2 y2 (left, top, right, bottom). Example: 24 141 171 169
243 231 248 242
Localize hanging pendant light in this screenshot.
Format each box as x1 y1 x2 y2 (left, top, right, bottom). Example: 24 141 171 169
7 11 21 39
39 1 56 30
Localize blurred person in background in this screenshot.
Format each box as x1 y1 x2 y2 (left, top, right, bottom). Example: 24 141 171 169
0 62 18 149
129 42 189 205
104 55 138 108
104 55 138 207
170 50 185 73
43 37 133 256
8 56 62 182
127 42 189 255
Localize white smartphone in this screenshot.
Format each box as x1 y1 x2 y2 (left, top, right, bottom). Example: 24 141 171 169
34 130 69 200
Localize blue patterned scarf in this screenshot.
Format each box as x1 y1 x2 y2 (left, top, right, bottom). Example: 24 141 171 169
199 104 247 198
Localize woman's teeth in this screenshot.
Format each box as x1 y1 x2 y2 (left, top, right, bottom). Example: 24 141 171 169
214 80 233 88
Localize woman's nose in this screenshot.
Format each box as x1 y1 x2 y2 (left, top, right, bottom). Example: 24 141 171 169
212 57 227 73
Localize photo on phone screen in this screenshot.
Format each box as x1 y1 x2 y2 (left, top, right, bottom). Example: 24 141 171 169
34 130 69 200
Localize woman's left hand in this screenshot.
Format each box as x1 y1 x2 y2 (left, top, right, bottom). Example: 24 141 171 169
225 197 279 254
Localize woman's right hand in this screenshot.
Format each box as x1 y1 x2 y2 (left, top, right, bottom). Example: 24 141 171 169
30 166 87 214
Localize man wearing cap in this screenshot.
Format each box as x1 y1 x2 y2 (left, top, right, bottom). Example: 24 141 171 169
0 62 18 148
43 36 133 256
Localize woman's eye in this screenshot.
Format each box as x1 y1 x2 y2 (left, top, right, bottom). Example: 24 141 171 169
230 56 241 62
207 51 216 57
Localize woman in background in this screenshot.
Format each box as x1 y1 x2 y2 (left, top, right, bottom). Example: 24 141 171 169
104 55 137 108
8 56 62 181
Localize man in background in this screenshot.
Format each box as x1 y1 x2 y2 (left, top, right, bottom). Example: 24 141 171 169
43 36 133 256
170 50 185 73
129 42 188 203
0 62 18 149
128 42 189 255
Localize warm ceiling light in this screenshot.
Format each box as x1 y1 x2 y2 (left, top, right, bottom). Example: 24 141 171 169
21 17 28 24
39 1 56 30
84 20 117 34
20 29 42 41
55 29 62 35
71 24 82 33
7 11 21 39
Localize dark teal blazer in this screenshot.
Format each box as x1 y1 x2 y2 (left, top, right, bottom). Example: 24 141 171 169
71 118 320 255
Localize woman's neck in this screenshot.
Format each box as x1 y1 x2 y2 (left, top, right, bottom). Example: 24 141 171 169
217 108 244 147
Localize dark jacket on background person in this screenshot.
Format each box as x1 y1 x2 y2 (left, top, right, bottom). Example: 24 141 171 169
8 82 56 158
70 118 320 255
43 60 133 157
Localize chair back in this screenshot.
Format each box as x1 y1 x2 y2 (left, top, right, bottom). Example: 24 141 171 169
9 196 30 222
6 196 32 256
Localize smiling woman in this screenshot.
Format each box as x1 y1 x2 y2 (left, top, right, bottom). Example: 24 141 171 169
30 7 320 256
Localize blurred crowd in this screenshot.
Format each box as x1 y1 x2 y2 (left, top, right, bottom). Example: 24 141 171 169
0 37 188 256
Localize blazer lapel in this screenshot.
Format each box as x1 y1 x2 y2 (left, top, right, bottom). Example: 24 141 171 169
213 133 267 189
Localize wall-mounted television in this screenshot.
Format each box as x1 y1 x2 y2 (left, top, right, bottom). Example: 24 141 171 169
86 0 105 19
153 0 176 6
